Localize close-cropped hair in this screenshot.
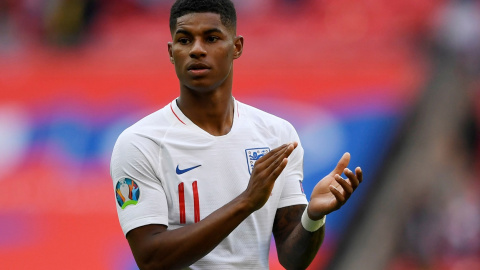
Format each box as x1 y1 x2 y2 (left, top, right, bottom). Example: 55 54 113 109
169 0 237 33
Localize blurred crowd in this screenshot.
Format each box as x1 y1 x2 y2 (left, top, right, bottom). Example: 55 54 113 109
393 1 480 269
0 0 166 47
0 0 309 49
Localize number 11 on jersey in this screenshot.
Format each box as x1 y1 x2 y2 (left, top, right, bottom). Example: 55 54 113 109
178 181 200 224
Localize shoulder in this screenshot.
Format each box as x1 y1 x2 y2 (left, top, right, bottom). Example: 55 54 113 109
112 104 174 158
110 106 175 178
116 104 175 144
238 101 298 137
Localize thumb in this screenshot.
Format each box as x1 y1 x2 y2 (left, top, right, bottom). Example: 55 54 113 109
330 152 350 176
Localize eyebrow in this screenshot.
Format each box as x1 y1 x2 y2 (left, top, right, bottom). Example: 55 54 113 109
174 28 225 36
204 28 224 35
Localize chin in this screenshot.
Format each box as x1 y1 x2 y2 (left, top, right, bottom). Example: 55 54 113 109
185 83 217 93
185 79 226 93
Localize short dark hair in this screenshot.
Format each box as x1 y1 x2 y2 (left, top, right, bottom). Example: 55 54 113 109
169 0 237 33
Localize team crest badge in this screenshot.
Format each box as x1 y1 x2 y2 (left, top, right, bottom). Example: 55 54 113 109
245 147 270 174
115 178 140 209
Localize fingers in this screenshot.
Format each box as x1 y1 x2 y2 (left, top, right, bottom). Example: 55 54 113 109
312 155 363 215
335 174 353 195
254 142 297 180
343 168 359 189
267 145 293 179
270 157 289 179
333 166 363 202
355 167 363 184
256 143 289 165
266 143 295 170
255 142 297 169
329 185 345 207
331 152 350 176
264 142 297 161
245 143 298 211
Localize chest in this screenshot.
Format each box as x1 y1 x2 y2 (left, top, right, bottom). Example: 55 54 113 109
158 132 282 225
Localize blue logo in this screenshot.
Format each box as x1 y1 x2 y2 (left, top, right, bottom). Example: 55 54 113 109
176 164 201 175
245 147 270 174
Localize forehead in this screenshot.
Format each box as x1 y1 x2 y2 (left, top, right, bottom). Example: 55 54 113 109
173 12 230 35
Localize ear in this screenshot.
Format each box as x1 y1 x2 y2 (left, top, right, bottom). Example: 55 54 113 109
168 42 174 64
233 35 244 60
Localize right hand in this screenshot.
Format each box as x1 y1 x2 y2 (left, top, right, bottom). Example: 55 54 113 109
242 142 298 212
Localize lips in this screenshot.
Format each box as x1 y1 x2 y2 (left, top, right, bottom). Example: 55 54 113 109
187 62 211 71
187 62 211 77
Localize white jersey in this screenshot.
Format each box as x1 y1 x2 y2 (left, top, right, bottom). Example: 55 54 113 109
110 99 307 269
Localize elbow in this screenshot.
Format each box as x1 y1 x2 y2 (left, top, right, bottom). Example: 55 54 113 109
280 262 310 270
137 262 168 270
277 251 312 270
278 259 308 270
137 261 158 270
137 258 185 270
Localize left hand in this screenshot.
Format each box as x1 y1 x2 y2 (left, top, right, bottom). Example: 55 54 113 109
307 153 363 220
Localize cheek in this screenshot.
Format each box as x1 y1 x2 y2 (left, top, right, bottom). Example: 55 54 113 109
172 45 188 60
216 47 234 66
172 49 187 73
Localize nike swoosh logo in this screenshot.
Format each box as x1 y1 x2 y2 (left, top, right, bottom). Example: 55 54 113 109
176 165 202 175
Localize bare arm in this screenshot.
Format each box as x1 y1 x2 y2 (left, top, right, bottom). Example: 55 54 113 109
127 196 253 270
273 153 363 270
127 143 298 270
273 204 325 270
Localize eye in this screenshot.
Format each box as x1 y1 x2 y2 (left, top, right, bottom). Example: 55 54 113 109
206 36 219 43
178 38 190 45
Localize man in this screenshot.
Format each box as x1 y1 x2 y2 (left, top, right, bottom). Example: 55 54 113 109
110 0 363 269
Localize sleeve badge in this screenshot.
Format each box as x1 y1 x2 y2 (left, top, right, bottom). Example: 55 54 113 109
115 178 140 209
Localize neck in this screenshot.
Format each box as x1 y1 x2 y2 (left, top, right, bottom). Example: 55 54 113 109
177 88 235 136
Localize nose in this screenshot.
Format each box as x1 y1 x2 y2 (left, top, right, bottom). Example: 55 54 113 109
189 39 207 59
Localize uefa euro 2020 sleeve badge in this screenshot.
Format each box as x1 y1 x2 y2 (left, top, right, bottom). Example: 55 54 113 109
115 178 140 209
245 147 270 175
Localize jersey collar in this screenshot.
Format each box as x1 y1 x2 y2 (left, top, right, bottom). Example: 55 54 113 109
169 98 241 137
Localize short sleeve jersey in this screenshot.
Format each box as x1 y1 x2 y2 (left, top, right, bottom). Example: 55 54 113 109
110 99 307 269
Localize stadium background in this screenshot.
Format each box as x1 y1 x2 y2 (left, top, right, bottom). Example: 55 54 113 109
1 0 479 269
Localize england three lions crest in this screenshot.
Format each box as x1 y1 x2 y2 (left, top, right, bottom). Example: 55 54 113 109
245 147 270 175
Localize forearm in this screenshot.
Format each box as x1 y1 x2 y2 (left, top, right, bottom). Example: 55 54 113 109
273 153 363 269
129 194 253 270
273 205 325 270
279 223 325 269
